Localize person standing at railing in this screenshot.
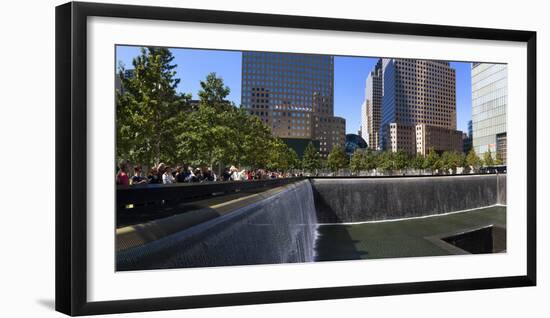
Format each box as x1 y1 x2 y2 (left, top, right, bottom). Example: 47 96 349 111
157 163 166 182
229 166 245 181
229 166 238 181
116 161 129 186
175 165 188 183
147 166 161 184
131 165 147 185
201 167 216 182
221 167 231 182
162 166 175 184
193 168 203 182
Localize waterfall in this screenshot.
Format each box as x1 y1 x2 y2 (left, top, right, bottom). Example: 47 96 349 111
117 180 318 271
311 174 506 223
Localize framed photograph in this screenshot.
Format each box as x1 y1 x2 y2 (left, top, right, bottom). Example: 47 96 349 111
56 1 536 316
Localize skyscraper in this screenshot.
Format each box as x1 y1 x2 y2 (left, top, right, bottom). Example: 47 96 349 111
471 63 507 164
241 51 345 158
360 59 383 150
378 59 462 154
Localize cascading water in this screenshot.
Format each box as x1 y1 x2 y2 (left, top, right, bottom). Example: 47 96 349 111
117 180 318 271
311 174 506 223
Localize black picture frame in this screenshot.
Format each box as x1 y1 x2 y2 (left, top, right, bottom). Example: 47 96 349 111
55 1 537 316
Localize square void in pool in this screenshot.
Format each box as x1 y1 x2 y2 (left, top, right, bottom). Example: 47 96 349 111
442 225 506 254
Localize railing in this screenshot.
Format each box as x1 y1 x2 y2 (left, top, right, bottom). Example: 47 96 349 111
117 177 305 227
118 177 305 206
116 173 505 227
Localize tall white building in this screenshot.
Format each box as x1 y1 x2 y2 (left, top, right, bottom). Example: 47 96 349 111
359 59 383 150
360 100 369 144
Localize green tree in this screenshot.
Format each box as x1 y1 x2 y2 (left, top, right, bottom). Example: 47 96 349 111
198 72 231 110
239 113 274 168
116 47 190 165
454 151 466 172
363 150 378 171
320 159 329 170
176 104 239 168
424 148 441 173
442 151 452 173
411 154 426 170
465 149 482 170
286 148 300 170
302 142 321 172
439 151 463 174
350 151 365 173
267 138 299 172
483 149 495 167
377 151 396 173
394 150 410 171
327 146 349 172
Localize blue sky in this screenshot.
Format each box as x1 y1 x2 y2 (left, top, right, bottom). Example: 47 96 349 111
116 46 472 133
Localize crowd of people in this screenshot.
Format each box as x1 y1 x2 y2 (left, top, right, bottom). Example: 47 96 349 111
115 161 300 186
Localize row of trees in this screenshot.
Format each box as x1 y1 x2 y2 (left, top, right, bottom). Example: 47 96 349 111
349 148 502 173
301 142 503 174
116 47 299 172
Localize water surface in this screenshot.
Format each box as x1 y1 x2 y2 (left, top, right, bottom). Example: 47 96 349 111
314 206 506 261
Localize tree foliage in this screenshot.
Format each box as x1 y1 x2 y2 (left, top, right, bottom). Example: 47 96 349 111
465 149 482 169
363 151 378 171
483 149 495 167
302 142 321 172
198 72 232 111
350 151 365 173
176 104 240 167
439 151 464 174
424 148 441 172
116 47 190 165
393 150 410 170
267 139 300 172
377 151 395 172
345 148 473 175
350 150 392 173
411 154 425 170
327 146 349 172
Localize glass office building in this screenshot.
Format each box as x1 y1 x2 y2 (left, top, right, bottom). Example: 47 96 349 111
471 63 507 164
241 51 345 157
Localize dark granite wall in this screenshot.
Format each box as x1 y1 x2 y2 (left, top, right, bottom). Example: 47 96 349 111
311 174 506 223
